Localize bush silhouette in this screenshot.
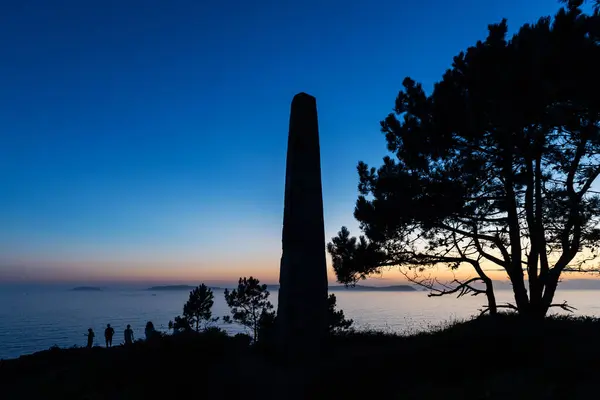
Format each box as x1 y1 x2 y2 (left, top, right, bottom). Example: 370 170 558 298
328 294 354 333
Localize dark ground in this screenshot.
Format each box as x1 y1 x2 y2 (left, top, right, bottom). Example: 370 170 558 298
1 314 599 399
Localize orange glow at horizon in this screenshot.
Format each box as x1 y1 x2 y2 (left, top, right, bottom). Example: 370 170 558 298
3 253 597 285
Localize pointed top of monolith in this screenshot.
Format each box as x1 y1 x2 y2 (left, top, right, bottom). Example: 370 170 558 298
294 91 314 99
292 92 316 104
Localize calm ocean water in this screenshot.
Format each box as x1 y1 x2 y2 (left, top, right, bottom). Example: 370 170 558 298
1 285 599 360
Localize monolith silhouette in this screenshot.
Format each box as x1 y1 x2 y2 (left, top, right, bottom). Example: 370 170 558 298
277 92 328 357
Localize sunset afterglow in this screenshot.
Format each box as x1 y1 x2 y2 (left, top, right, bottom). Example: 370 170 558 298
0 0 592 285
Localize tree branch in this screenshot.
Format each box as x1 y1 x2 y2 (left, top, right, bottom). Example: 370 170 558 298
439 223 510 267
428 278 487 298
478 303 519 317
400 269 486 299
547 301 576 313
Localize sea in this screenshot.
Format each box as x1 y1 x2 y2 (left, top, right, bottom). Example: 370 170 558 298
1 284 599 360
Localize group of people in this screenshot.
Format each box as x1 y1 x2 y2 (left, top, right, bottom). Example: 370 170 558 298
85 322 155 349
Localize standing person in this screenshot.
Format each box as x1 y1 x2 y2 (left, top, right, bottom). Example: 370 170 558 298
144 321 156 340
85 328 95 349
104 324 115 347
124 324 134 345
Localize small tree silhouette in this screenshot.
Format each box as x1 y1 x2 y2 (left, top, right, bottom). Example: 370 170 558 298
177 284 218 332
328 294 354 333
223 277 273 342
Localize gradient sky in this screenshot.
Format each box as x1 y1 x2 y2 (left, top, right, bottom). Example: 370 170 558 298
0 0 578 284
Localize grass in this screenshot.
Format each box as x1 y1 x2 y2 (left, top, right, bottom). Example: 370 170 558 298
1 314 599 399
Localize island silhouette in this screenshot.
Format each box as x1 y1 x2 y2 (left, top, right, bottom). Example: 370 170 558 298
71 286 102 292
146 284 416 292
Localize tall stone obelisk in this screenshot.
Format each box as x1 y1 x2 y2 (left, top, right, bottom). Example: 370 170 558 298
277 92 328 357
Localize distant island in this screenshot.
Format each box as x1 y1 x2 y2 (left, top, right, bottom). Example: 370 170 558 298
329 285 417 292
146 284 416 292
268 284 416 292
147 285 223 291
71 286 102 291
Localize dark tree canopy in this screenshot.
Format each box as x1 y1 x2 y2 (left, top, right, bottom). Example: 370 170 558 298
560 0 600 13
328 3 600 317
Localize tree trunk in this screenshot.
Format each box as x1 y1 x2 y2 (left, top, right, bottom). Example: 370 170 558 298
528 276 547 319
484 278 497 315
253 317 258 343
509 274 531 315
509 275 551 319
540 271 561 317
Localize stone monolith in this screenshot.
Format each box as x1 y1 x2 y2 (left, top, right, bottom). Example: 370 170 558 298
277 92 328 357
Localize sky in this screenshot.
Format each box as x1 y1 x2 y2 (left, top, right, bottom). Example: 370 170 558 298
0 0 589 285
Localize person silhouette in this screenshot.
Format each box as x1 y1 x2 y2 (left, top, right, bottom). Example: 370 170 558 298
85 328 95 349
145 321 156 341
124 324 134 345
104 324 115 347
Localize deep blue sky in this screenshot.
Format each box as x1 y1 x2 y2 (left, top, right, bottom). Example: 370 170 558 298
0 0 565 283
